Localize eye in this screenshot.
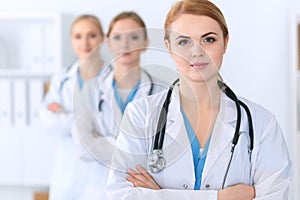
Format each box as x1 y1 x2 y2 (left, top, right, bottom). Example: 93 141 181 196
177 39 192 46
112 34 121 40
130 35 139 40
74 34 82 40
201 37 216 45
88 33 97 39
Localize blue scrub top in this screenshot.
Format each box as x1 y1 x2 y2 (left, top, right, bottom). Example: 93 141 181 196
181 110 211 190
113 79 141 114
76 69 102 90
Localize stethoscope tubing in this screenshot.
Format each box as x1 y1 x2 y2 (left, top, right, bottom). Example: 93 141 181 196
154 78 179 150
150 78 254 189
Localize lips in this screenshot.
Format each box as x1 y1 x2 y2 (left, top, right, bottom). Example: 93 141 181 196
190 62 208 70
83 49 92 53
119 51 131 56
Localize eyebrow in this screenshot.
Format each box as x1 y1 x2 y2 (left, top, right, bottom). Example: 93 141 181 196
201 32 217 38
175 35 190 40
175 32 218 40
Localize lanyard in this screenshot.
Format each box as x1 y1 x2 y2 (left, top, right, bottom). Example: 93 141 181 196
112 79 141 114
181 110 212 190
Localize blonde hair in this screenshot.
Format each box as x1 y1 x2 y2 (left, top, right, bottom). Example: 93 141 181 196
164 0 228 41
107 11 148 39
71 14 104 36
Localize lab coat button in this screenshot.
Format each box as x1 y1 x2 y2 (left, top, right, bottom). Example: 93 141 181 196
205 184 210 188
183 184 188 189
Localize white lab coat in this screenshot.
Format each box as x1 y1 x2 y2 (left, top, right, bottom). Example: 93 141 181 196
106 85 292 200
41 61 111 200
40 61 83 200
72 67 166 200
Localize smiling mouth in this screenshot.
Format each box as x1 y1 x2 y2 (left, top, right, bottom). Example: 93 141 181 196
83 49 91 53
190 62 208 70
120 52 131 56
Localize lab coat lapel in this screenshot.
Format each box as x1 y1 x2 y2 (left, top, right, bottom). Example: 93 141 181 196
163 85 189 150
98 69 123 132
202 93 237 180
162 86 196 187
135 69 153 98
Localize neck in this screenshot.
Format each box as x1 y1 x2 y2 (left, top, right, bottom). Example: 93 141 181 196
179 77 221 147
79 57 102 81
114 64 141 89
179 77 220 111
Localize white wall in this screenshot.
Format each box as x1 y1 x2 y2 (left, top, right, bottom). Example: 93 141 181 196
0 0 296 144
0 0 299 199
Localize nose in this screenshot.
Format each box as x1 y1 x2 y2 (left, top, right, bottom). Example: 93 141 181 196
82 36 90 47
120 37 129 49
191 42 205 58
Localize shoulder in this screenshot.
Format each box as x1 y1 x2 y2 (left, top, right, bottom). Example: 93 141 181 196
140 69 172 94
238 96 274 122
236 96 281 137
127 89 168 111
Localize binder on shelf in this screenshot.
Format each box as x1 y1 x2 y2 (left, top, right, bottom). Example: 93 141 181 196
26 24 43 70
28 79 44 126
0 78 12 127
13 79 28 126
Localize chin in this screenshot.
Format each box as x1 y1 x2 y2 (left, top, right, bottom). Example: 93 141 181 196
183 71 216 84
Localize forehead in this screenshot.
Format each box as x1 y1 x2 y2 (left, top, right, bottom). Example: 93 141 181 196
170 14 221 37
110 18 143 34
72 19 99 33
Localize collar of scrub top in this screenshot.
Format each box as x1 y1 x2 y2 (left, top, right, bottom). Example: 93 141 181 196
160 87 249 178
76 67 103 90
166 89 247 142
112 78 141 114
181 109 212 190
99 67 153 100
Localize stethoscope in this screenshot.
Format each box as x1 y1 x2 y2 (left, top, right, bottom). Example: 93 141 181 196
98 69 154 112
147 78 254 189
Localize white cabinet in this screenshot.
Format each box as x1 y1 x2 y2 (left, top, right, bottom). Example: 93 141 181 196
0 13 75 187
0 13 75 71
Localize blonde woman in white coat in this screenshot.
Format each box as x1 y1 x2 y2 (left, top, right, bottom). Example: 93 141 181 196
106 0 292 199
73 11 165 200
41 14 104 200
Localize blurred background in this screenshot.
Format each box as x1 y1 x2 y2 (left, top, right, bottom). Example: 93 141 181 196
0 0 299 199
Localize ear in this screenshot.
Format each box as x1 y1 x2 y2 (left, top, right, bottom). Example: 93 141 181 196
107 37 113 50
97 35 105 46
101 35 106 42
141 38 149 52
223 35 229 54
164 39 173 56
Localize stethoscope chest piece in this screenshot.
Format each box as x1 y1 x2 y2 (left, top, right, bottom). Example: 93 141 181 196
147 149 165 173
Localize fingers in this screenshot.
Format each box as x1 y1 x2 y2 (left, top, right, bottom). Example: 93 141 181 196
127 165 161 190
126 174 148 188
47 102 62 112
92 131 100 138
135 165 154 182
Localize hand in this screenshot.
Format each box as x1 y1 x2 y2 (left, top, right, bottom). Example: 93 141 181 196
92 131 100 138
47 102 62 113
218 184 255 200
126 164 161 190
